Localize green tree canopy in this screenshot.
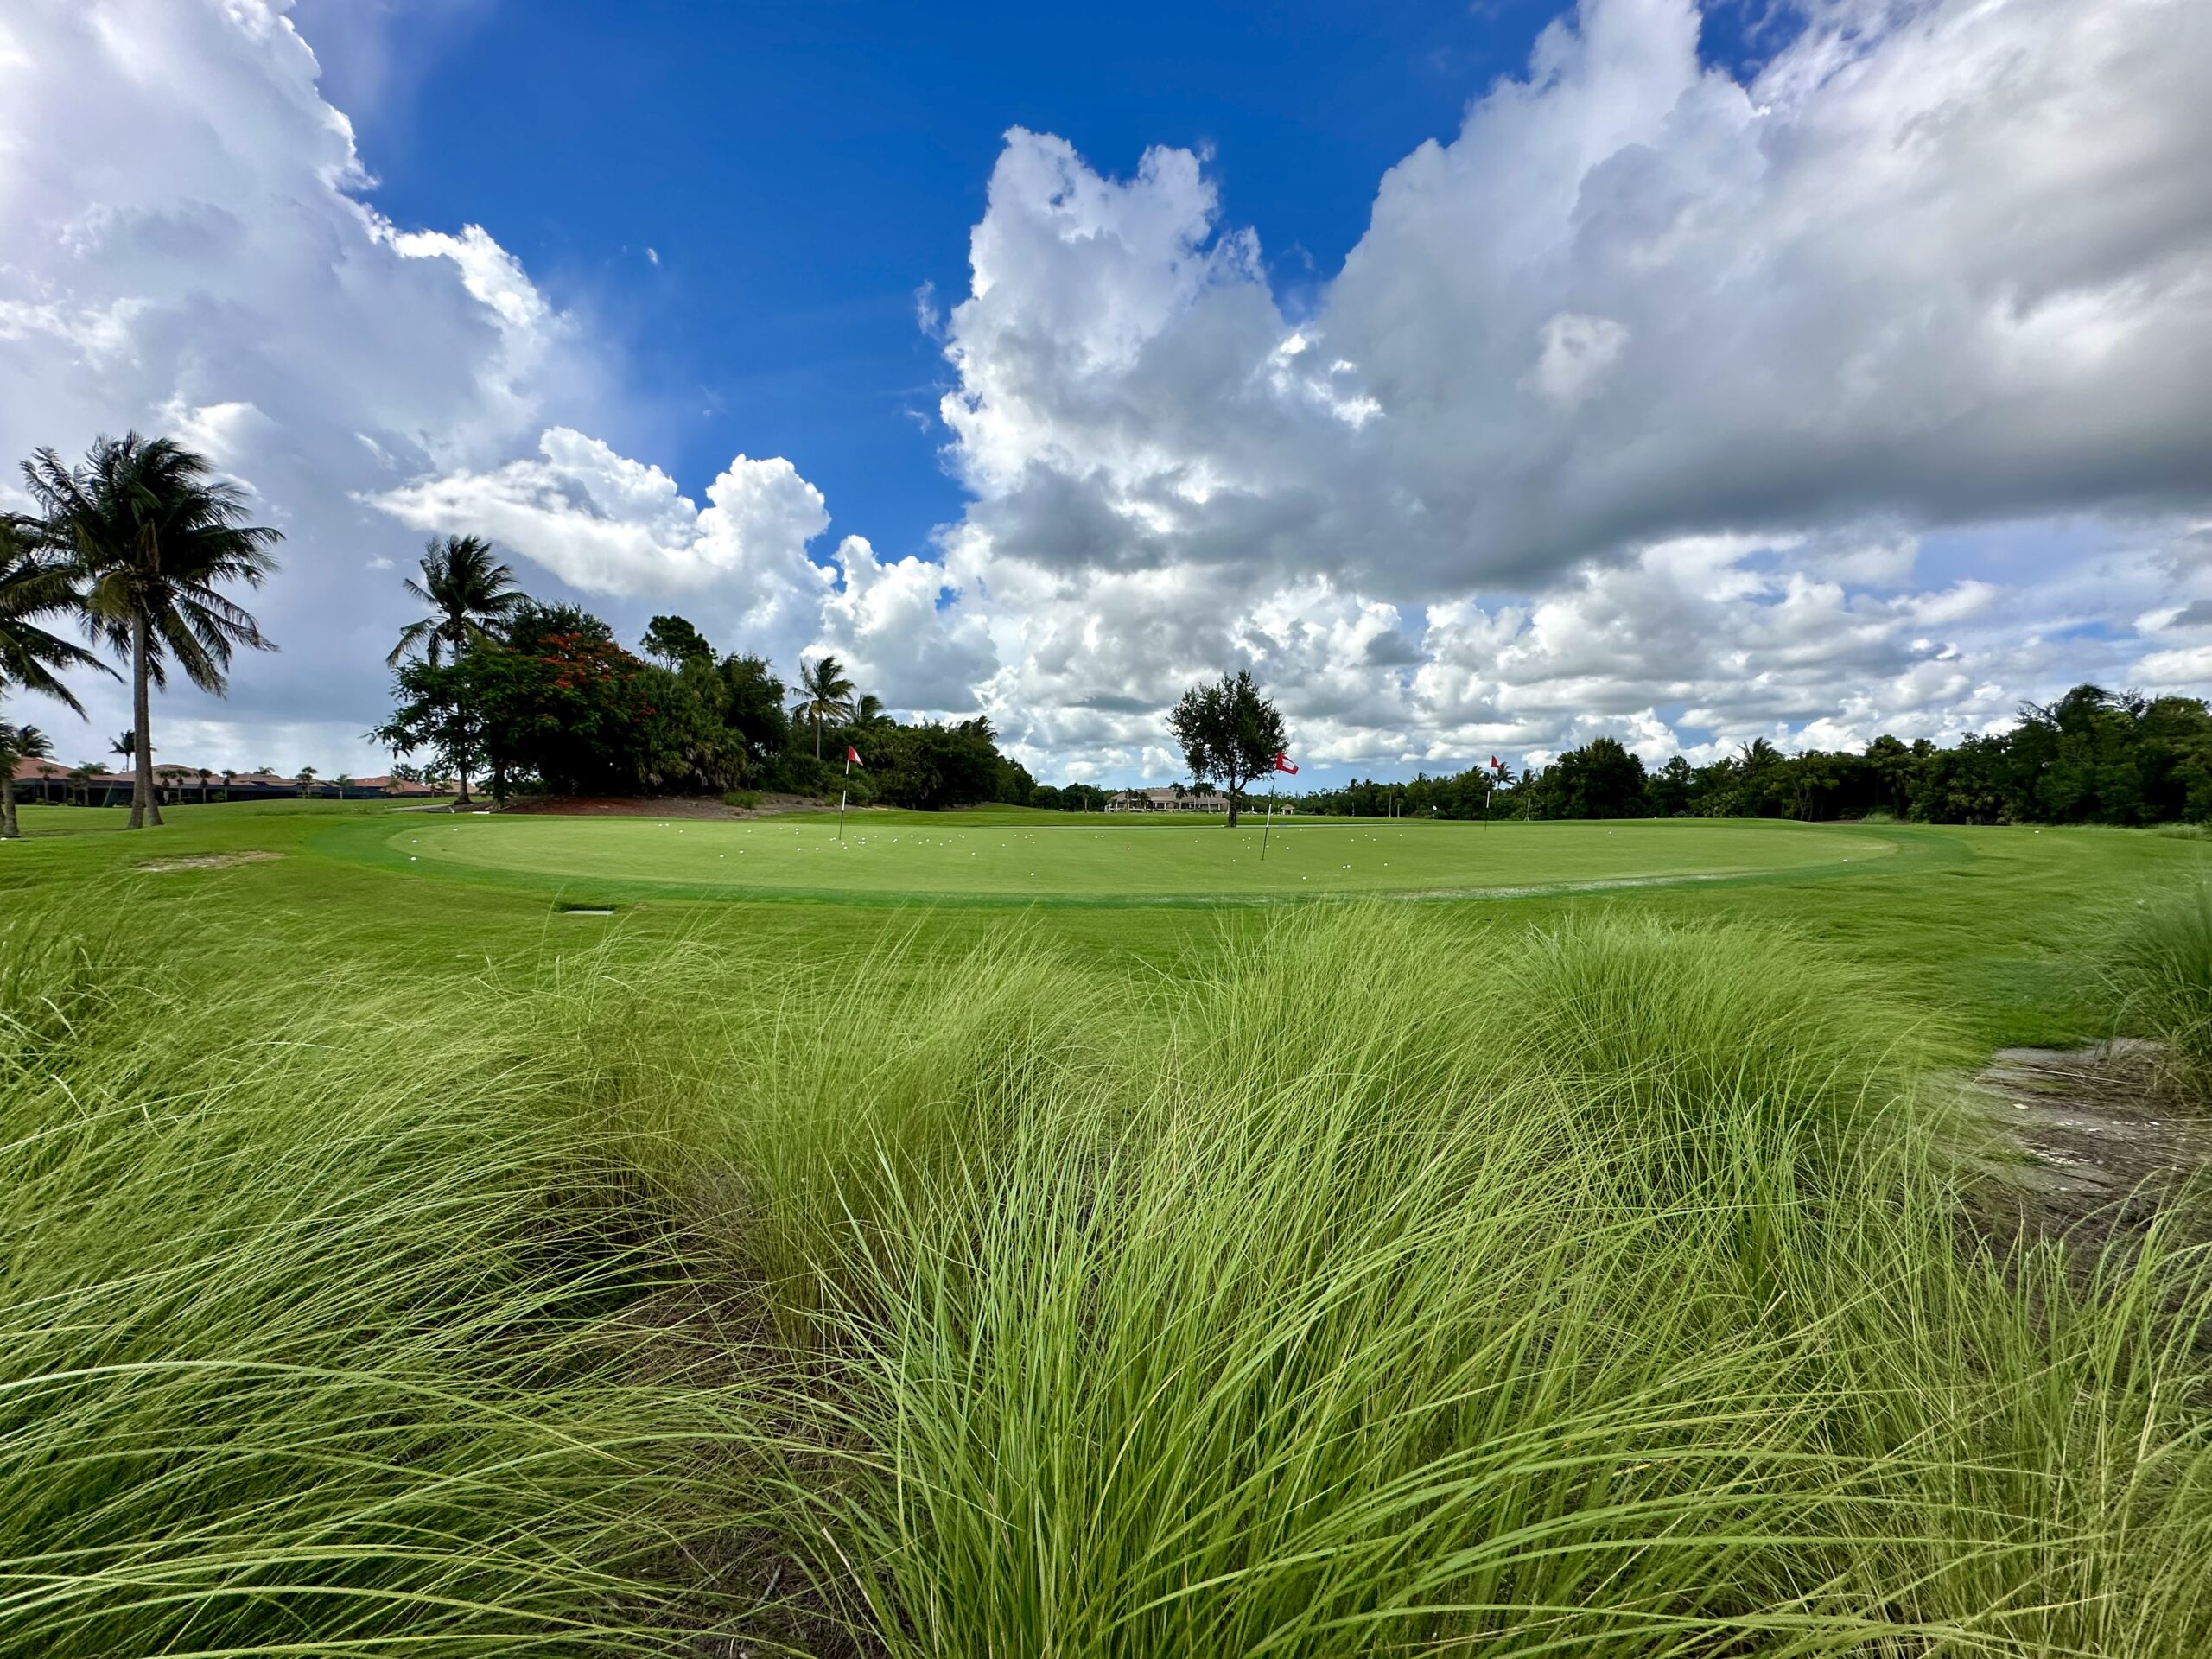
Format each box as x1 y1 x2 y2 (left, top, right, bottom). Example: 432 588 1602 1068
21 433 280 830
388 534 524 668
0 515 107 716
793 654 855 760
641 613 714 671
1166 670 1287 827
0 717 54 839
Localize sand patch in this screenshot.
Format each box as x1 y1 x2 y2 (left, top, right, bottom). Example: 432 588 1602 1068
137 850 284 874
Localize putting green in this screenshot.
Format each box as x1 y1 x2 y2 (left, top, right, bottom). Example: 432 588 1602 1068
352 812 1901 905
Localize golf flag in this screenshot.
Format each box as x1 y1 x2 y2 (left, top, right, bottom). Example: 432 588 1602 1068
845 745 863 768
1273 752 1298 775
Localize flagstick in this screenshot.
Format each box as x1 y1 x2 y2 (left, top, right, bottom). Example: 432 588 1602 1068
838 750 849 840
1262 785 1274 860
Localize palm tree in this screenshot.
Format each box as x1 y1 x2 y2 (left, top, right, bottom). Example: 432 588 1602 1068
67 761 99 807
855 693 889 730
332 772 355 799
793 654 855 760
195 766 213 804
295 766 318 798
0 719 53 839
110 730 137 764
1 516 107 715
22 434 281 830
387 534 524 666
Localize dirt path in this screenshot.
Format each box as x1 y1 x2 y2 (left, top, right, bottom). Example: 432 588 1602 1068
1966 1039 2212 1254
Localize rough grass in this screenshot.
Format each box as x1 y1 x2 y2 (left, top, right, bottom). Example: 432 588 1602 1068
2106 877 2212 1102
3 897 2210 1655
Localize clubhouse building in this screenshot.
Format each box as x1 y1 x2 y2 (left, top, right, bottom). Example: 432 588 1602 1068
1104 786 1233 813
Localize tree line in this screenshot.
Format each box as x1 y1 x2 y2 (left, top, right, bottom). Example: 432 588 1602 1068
1297 687 2212 825
372 535 1039 810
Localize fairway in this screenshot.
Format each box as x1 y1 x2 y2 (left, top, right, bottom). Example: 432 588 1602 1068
358 811 1898 902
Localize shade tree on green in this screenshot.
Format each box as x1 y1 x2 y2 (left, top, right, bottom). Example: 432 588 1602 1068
1166 669 1288 827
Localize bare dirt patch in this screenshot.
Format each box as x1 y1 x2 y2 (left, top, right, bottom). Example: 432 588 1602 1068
499 793 837 821
1965 1039 2212 1255
135 850 284 874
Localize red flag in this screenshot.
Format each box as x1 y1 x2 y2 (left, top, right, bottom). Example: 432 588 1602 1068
1490 755 1502 771
845 745 863 767
1273 752 1298 775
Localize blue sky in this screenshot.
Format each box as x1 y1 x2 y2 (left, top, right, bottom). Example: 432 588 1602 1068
3 0 2208 779
316 0 1598 572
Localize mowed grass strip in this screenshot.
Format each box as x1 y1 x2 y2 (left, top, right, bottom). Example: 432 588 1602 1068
381 812 1897 900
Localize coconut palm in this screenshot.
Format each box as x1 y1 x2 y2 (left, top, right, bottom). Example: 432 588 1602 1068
0 719 53 839
295 766 318 798
22 434 281 830
793 654 855 760
1 515 106 715
387 535 524 667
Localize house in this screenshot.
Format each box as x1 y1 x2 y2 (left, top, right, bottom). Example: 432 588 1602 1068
8 759 443 806
1104 786 1233 813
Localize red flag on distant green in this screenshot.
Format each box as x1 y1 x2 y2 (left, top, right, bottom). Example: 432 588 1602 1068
846 745 863 767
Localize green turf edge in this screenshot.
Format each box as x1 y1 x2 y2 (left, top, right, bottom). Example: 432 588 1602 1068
306 815 1961 912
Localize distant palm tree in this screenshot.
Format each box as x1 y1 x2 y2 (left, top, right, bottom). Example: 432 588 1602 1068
67 761 99 807
22 434 281 830
387 534 524 667
295 766 319 798
220 767 237 800
0 720 53 839
855 693 889 730
794 654 855 760
195 766 213 803
332 772 355 798
110 730 135 763
1 516 107 715
154 765 188 806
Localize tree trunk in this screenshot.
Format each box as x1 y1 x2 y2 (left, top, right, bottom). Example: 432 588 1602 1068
130 611 162 830
1 773 17 840
814 717 823 760
1226 775 1241 828
455 763 473 808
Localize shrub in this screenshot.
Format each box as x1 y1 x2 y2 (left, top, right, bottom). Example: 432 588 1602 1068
722 788 762 810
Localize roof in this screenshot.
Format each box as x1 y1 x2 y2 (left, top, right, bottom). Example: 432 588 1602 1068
1111 785 1230 802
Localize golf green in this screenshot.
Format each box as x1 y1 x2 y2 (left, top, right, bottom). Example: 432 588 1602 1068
355 812 1901 904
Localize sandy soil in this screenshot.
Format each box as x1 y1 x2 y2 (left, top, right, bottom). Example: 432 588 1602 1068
136 850 284 874
1966 1039 2212 1256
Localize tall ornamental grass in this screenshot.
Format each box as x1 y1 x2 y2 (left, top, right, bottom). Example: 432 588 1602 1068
2105 878 2212 1101
0 916 764 1657
3 899 2209 1656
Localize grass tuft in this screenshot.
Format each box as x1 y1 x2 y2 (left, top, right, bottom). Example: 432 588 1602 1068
5 895 2211 1655
2105 877 2212 1102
